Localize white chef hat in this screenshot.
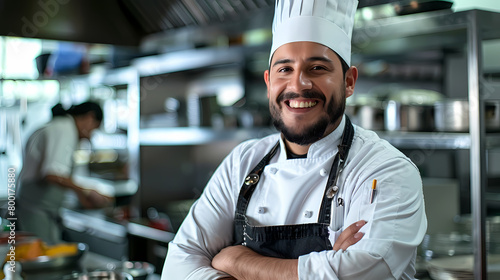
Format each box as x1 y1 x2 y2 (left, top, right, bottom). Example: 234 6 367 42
270 0 359 66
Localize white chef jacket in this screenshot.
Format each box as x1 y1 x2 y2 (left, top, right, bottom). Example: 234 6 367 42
16 115 78 242
162 115 427 280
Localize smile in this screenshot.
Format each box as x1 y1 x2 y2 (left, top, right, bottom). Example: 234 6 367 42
288 100 318 109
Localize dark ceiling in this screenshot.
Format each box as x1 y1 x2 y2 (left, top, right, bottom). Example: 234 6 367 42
0 0 395 46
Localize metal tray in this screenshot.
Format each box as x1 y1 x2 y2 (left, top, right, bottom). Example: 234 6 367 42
21 243 88 271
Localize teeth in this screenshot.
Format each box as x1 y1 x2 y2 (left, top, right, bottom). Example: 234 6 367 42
289 100 317 108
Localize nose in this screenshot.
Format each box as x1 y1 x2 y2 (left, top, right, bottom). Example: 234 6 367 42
289 70 312 92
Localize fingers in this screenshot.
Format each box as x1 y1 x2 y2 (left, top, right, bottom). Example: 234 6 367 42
332 220 367 251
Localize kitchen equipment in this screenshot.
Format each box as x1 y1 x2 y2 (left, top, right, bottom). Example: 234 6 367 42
434 99 500 132
486 100 500 131
420 233 472 261
385 89 444 132
346 94 385 130
114 261 155 280
426 254 500 280
62 271 133 280
434 100 468 132
20 243 88 271
454 215 500 255
2 261 23 280
385 101 435 131
393 0 454 16
61 209 128 261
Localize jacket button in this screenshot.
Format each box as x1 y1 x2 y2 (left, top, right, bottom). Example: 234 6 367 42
303 211 313 218
269 167 278 174
258 207 266 214
320 169 328 176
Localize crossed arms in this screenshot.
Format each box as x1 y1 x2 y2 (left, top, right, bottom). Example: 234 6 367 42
212 220 367 280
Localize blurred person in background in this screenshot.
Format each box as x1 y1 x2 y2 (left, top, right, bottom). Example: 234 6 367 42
15 101 112 244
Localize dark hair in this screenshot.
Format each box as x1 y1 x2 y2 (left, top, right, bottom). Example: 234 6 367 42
339 56 349 77
51 101 103 122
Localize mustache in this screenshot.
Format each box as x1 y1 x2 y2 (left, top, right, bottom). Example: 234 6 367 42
277 91 326 103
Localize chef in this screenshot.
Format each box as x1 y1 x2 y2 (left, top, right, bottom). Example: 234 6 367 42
15 101 112 244
162 0 427 279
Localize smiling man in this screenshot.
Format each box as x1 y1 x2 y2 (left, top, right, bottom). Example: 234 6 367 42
162 0 427 279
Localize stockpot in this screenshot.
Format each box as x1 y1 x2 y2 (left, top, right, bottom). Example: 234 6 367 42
346 94 385 130
434 99 500 132
384 89 444 132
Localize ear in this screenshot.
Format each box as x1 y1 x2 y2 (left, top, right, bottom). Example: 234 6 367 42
264 69 271 99
344 66 358 98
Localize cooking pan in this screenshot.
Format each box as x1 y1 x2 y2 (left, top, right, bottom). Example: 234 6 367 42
21 243 88 271
434 99 500 132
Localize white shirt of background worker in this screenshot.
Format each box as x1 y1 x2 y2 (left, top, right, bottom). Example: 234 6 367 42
15 102 112 244
163 0 427 279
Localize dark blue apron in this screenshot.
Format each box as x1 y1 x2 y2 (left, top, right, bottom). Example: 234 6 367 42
233 117 355 259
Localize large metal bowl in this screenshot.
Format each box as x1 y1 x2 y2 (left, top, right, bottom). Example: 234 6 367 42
21 242 88 271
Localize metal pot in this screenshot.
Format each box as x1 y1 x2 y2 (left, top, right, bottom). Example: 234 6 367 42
346 103 385 130
385 100 435 132
63 271 133 280
485 100 500 132
434 100 468 132
434 99 500 132
346 94 385 130
117 261 155 280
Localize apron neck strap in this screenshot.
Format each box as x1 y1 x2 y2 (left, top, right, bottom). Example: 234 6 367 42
318 116 355 224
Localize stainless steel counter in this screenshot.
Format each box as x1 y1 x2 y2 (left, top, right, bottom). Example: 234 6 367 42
22 251 160 280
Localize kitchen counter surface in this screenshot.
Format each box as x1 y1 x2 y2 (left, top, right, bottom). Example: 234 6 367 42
22 251 160 280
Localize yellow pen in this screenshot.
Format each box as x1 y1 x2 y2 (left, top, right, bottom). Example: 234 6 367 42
370 179 377 204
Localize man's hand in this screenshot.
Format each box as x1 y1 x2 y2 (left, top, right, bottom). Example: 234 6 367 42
333 220 366 251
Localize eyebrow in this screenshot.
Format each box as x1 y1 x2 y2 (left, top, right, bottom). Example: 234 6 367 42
272 56 334 68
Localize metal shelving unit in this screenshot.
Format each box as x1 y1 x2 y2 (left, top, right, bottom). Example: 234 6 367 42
353 9 500 279
60 67 141 185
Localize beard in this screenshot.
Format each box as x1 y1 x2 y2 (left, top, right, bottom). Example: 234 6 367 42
270 86 346 146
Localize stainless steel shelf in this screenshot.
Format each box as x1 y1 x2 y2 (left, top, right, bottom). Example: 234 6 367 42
376 131 471 150
139 127 276 146
127 221 175 244
133 47 244 77
353 9 500 56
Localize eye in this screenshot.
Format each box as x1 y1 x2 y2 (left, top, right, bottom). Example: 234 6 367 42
277 66 292 73
311 65 328 71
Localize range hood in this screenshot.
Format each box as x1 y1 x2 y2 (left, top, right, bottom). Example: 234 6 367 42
0 0 274 46
0 0 393 46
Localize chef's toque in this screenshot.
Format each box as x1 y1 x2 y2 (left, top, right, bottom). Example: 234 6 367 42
270 0 359 66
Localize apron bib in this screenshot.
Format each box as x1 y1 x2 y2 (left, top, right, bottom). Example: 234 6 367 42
233 117 355 259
